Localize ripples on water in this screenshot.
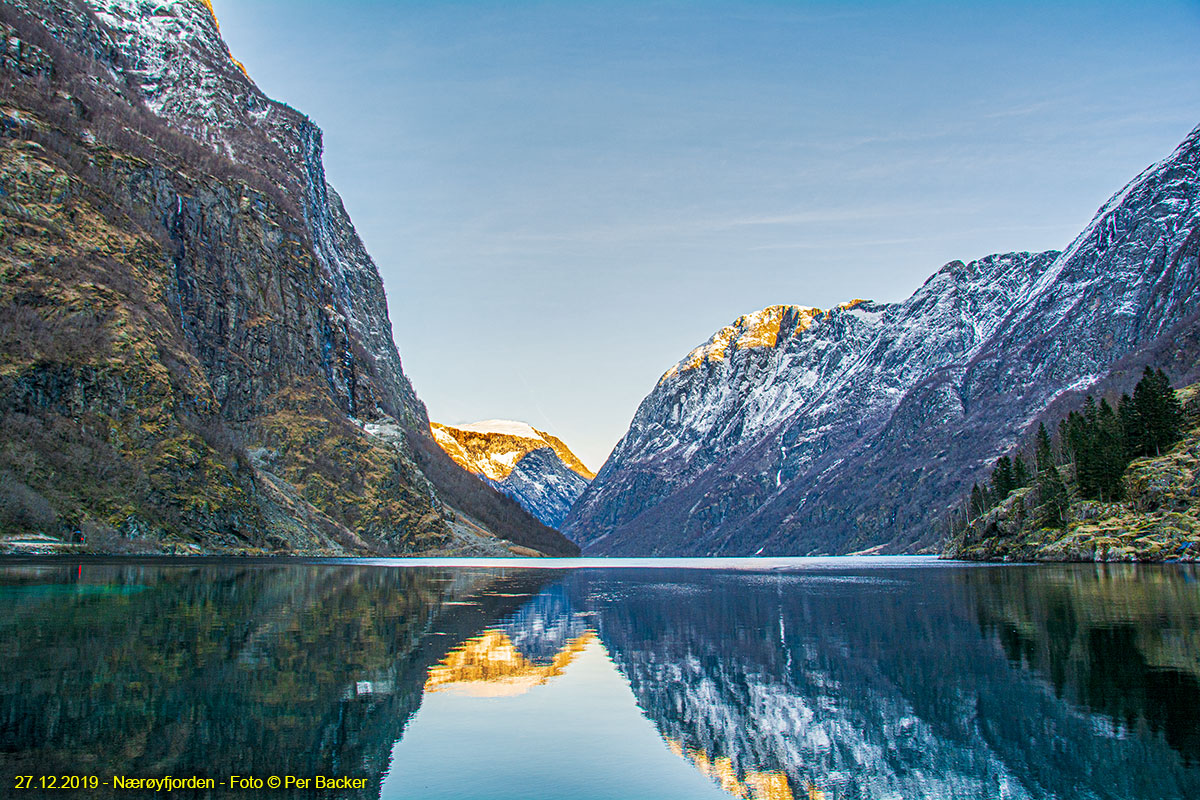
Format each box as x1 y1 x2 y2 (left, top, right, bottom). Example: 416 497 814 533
0 557 1197 799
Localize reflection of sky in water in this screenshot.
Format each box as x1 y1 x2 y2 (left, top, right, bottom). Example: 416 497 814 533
384 637 734 800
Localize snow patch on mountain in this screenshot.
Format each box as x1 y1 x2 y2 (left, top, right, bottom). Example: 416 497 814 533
454 420 544 440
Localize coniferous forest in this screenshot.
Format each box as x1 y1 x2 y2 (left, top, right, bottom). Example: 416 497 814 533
950 367 1186 537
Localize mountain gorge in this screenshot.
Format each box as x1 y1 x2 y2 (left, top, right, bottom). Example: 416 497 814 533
566 123 1200 556
0 0 577 556
431 420 594 529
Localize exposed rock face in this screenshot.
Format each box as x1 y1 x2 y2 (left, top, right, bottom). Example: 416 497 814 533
81 0 424 426
0 0 576 556
946 385 1200 562
567 123 1200 555
497 448 591 530
431 421 593 529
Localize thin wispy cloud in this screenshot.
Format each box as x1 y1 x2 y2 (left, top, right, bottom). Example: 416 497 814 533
983 99 1057 119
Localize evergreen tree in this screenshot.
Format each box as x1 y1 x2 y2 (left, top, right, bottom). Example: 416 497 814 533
1060 396 1131 501
1065 409 1091 495
1118 392 1137 457
1013 453 1030 487
991 455 1016 500
1079 397 1101 497
1093 398 1126 501
1038 463 1070 529
953 370 1186 535
1129 367 1186 457
1149 368 1185 454
1032 420 1070 527
1036 423 1054 473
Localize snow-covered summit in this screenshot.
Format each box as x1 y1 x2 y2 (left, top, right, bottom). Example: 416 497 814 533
453 420 544 440
430 421 593 530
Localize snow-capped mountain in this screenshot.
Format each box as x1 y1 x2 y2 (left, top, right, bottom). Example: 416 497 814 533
566 122 1200 555
432 421 594 529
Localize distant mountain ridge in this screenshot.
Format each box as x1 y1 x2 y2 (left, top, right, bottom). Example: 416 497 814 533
566 122 1200 556
432 421 593 529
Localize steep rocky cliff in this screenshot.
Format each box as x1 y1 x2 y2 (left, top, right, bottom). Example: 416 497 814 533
0 0 577 556
431 420 593 529
567 122 1200 556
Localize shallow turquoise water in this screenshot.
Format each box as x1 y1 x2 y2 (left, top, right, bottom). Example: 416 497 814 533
0 556 1197 799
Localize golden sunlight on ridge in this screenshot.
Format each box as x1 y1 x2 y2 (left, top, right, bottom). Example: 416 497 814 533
660 305 820 383
430 422 596 482
660 300 872 383
663 737 822 800
200 0 251 77
424 629 597 698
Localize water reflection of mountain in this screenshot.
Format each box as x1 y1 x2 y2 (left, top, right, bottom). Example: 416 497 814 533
422 582 595 698
499 582 592 664
969 565 1200 767
575 568 1200 800
3 563 1198 800
424 629 595 697
0 564 553 798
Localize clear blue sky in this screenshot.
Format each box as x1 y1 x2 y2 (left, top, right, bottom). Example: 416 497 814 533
210 0 1200 470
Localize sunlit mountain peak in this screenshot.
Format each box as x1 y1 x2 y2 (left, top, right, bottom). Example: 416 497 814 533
430 421 595 482
660 305 823 383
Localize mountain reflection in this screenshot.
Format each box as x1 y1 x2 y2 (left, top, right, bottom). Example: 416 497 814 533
1 561 1198 799
424 628 595 697
0 563 556 798
663 738 796 800
573 566 1200 800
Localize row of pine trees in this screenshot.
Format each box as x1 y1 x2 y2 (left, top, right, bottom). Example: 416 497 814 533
951 367 1185 534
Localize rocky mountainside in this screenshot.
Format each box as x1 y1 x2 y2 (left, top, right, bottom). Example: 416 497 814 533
431 420 594 529
0 0 577 556
946 384 1200 562
566 123 1200 555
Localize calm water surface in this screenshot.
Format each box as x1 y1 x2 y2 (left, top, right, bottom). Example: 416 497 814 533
1 556 1198 799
